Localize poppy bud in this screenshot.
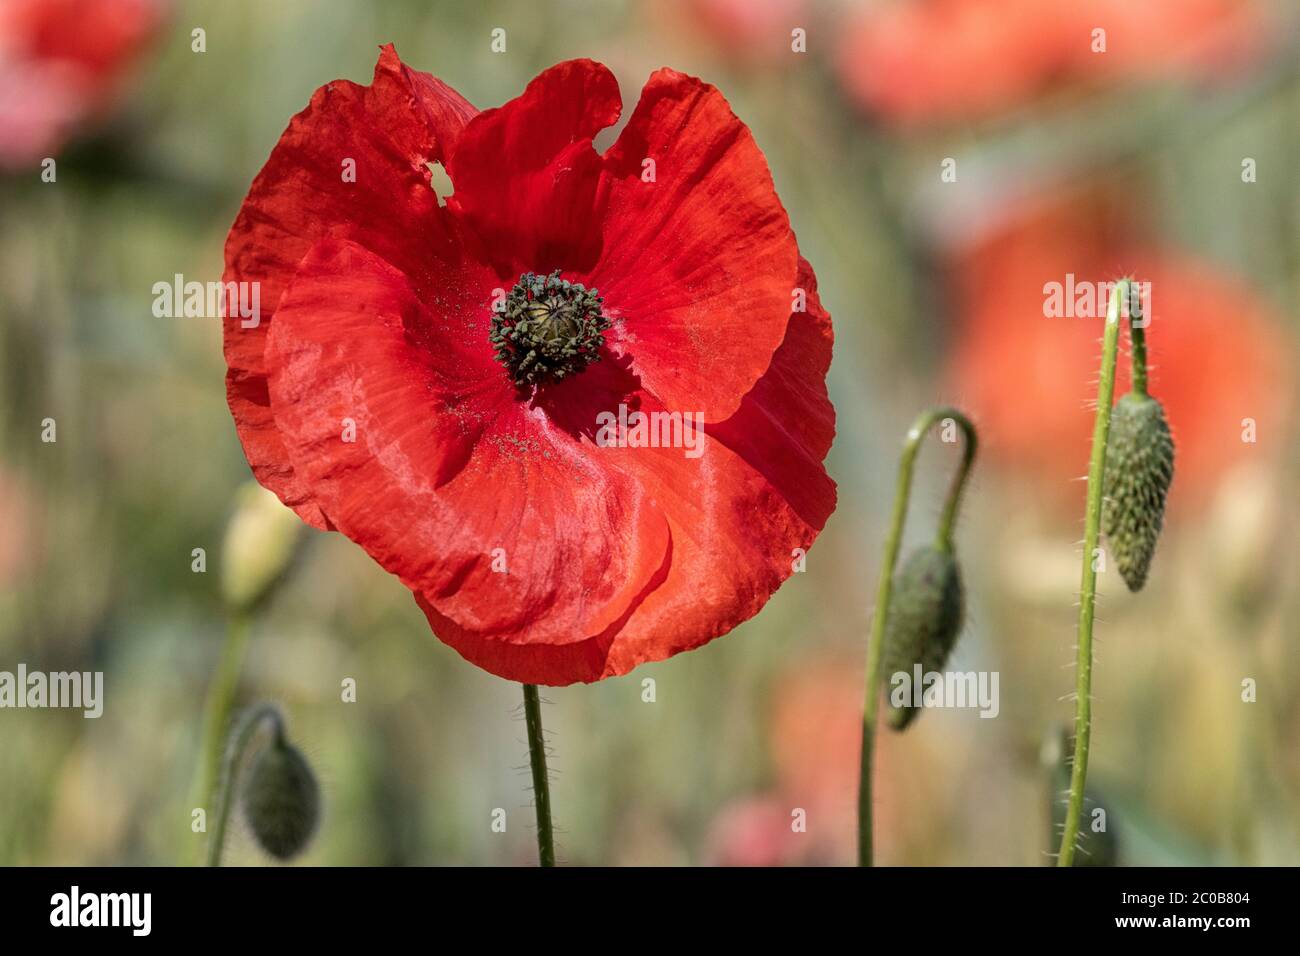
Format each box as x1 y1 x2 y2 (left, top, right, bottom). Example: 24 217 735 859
1102 392 1175 592
882 545 964 730
220 481 303 614
242 736 320 860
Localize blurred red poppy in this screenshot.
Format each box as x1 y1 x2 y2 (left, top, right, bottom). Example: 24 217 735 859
222 46 836 685
770 654 861 818
945 188 1293 511
0 0 165 169
838 0 1270 127
671 0 810 67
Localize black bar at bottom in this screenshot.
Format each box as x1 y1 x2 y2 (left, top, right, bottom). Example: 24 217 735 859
0 865 1275 942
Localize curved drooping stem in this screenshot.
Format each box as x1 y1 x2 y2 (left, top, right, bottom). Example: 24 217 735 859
522 684 556 867
935 412 980 554
858 406 977 867
1057 278 1140 866
207 702 284 867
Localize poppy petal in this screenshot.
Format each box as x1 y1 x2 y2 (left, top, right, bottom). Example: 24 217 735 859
446 58 621 277
598 259 836 678
591 68 800 423
223 44 477 526
710 256 837 529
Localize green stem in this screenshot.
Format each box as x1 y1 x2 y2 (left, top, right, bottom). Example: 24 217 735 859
522 684 555 867
935 414 979 553
859 406 977 866
1057 278 1130 866
1123 281 1149 397
206 703 283 866
190 614 251 863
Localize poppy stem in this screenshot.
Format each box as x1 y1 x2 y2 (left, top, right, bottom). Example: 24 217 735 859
935 414 979 554
206 702 284 866
190 613 251 863
1128 286 1149 398
1057 278 1131 866
522 683 556 867
859 406 976 866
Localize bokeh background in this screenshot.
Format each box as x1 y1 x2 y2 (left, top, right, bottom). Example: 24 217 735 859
1 0 1297 866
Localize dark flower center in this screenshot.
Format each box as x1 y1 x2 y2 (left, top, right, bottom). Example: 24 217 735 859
490 270 610 387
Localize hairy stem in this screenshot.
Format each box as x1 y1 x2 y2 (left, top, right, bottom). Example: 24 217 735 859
522 684 555 867
859 407 977 866
1058 278 1130 866
190 614 250 863
1124 282 1149 398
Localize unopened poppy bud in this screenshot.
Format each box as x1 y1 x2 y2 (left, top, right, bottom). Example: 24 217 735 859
882 545 964 730
221 481 303 613
1102 392 1174 592
242 736 320 860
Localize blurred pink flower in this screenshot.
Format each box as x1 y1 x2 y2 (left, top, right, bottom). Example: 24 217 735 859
0 0 166 170
705 794 802 866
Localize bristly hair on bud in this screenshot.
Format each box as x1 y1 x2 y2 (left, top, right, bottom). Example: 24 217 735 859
242 734 321 861
1103 392 1174 591
207 703 320 866
882 544 965 730
1099 279 1174 592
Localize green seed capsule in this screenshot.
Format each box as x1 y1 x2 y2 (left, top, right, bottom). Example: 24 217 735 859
882 545 964 731
1103 392 1175 592
242 739 320 860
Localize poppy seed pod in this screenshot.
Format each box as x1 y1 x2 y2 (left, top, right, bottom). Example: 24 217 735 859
242 738 320 860
1103 392 1175 592
882 545 965 730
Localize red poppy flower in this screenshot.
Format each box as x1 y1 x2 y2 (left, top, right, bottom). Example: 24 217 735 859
837 0 1269 128
222 46 836 685
0 0 165 169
